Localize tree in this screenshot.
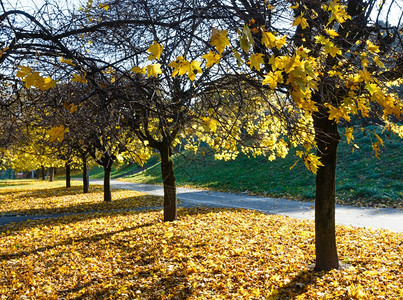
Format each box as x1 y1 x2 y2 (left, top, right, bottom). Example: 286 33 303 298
196 0 402 270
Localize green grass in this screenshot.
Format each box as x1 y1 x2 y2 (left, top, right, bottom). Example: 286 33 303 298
124 126 402 208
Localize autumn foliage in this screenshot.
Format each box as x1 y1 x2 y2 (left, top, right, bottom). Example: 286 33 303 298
0 181 402 299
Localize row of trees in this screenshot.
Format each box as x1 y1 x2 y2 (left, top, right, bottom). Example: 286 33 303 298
1 0 402 270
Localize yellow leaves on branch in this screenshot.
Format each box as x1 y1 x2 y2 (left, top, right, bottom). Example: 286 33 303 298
16 66 56 91
210 28 230 54
202 116 218 133
168 56 202 81
47 125 69 143
325 103 351 123
262 71 283 89
296 151 324 174
324 0 352 25
261 31 286 50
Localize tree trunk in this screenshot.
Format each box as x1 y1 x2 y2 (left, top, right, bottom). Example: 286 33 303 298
313 109 340 271
103 162 112 202
41 166 45 180
83 157 89 194
65 163 71 188
49 167 55 182
159 142 177 221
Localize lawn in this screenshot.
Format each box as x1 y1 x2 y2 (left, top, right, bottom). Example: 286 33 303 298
0 181 402 299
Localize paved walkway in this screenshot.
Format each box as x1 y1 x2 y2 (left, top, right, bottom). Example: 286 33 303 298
1 179 402 233
108 180 402 233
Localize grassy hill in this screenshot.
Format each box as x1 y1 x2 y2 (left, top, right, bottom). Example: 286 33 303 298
96 127 403 208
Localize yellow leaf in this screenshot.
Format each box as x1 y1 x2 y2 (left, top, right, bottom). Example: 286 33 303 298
130 66 146 74
203 116 218 133
303 153 324 174
147 41 164 60
324 42 342 57
71 74 88 83
233 49 244 67
202 51 221 68
293 13 309 29
366 40 380 53
325 28 339 38
16 66 33 78
345 127 354 144
248 53 264 71
210 29 230 54
188 60 202 81
47 125 69 143
262 31 276 48
373 55 385 68
373 131 384 146
60 56 76 66
146 63 162 77
99 3 109 10
262 71 283 89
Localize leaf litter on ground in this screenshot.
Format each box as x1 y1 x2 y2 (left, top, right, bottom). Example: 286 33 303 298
0 181 402 299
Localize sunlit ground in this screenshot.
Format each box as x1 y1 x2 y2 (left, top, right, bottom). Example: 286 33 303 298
0 180 402 299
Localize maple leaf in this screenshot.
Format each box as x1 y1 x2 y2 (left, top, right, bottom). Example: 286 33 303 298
262 32 286 50
71 74 88 83
60 56 76 66
262 71 283 89
345 127 354 144
366 40 380 53
202 51 221 68
146 63 162 77
248 53 264 71
147 41 164 60
47 125 69 143
99 3 109 10
130 66 146 74
16 66 33 78
303 153 324 174
325 28 339 38
293 13 309 29
186 60 202 81
262 31 276 48
324 42 342 57
210 28 230 54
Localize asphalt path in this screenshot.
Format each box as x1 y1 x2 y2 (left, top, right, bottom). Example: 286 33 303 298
1 179 402 233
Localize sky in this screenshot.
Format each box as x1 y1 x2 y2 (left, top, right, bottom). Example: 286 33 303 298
4 0 403 26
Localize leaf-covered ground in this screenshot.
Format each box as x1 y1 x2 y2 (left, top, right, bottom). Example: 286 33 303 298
0 180 163 216
0 181 402 299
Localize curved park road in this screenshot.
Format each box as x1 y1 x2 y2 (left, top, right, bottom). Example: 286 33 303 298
103 180 403 232
1 179 402 233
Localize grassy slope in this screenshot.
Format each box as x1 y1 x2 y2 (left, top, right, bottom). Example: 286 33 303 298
124 127 402 208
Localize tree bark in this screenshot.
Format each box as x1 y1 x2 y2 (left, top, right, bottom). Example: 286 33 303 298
49 167 55 182
65 163 71 188
82 157 89 193
41 166 45 180
159 142 177 221
103 162 112 202
313 109 340 271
